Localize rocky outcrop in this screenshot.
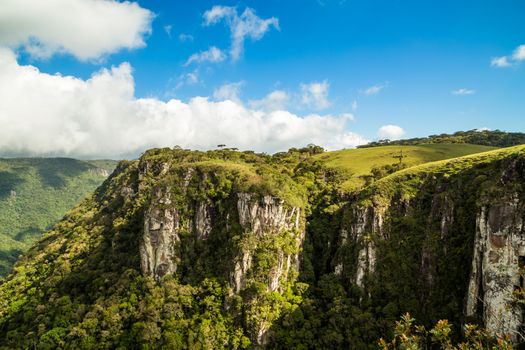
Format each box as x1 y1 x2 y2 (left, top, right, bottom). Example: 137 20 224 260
237 193 301 236
139 183 305 345
338 172 525 343
140 187 180 280
466 196 525 340
233 193 303 293
194 200 213 240
337 206 385 288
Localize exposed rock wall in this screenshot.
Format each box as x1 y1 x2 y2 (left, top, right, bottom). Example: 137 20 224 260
237 193 301 236
233 193 302 294
137 166 305 345
466 197 525 341
140 187 180 280
338 178 525 341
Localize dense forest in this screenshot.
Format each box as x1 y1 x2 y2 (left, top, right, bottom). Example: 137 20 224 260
0 138 524 349
0 158 116 276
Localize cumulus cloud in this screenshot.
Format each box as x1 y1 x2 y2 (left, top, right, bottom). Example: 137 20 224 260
213 82 244 103
0 50 367 158
0 0 153 60
300 81 331 110
513 45 525 61
491 44 525 68
203 6 279 61
249 90 289 111
361 83 386 96
185 46 226 66
491 56 511 68
377 125 405 140
452 88 475 95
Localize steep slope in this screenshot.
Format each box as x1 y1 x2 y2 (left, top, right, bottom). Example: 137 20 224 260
277 145 525 348
0 145 524 349
0 158 116 276
0 148 311 349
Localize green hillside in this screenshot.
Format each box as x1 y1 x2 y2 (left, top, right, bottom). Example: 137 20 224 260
315 143 497 190
1 144 523 349
0 158 116 276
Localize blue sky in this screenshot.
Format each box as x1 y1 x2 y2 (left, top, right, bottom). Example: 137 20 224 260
1 0 524 157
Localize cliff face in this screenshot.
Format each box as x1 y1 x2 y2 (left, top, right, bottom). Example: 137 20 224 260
328 152 525 342
135 154 306 345
466 197 525 340
1 146 525 349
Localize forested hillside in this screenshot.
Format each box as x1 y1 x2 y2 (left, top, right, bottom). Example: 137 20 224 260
0 158 116 276
360 129 525 148
1 144 523 349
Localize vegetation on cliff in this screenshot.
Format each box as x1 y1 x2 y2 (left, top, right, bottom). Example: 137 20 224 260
1 143 524 349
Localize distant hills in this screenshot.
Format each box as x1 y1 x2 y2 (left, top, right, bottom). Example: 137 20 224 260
359 129 525 148
0 158 116 276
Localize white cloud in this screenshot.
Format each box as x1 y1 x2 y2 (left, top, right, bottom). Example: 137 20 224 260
351 100 358 112
185 46 226 66
512 44 525 61
377 125 405 140
361 83 386 96
185 72 199 85
213 82 244 103
175 71 199 89
0 0 153 61
452 88 475 95
249 90 289 111
0 49 368 158
491 44 525 68
203 6 279 61
476 127 491 132
203 6 237 24
164 25 172 38
300 81 331 110
178 33 194 42
491 56 511 68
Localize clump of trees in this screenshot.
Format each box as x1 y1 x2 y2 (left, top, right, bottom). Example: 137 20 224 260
359 129 525 148
379 313 513 350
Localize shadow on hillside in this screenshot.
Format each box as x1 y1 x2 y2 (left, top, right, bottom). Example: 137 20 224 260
29 158 96 189
14 226 43 243
0 248 23 276
0 170 23 199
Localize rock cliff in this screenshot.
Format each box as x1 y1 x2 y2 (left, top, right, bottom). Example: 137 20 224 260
328 149 525 343
1 145 525 349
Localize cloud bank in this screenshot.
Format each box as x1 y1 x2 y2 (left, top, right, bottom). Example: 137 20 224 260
0 49 368 158
0 0 153 60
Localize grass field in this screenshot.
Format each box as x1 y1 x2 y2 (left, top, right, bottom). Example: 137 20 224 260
315 143 498 191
